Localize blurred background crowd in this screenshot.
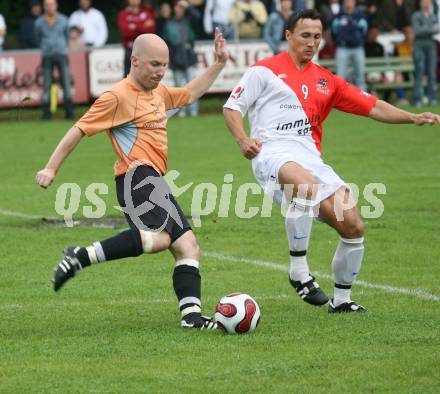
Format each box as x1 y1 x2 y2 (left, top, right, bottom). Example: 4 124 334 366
0 0 439 115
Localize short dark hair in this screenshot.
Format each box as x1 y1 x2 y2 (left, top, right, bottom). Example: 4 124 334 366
286 9 324 32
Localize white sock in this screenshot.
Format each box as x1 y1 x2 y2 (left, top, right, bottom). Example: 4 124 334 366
286 200 314 283
289 255 312 283
332 237 364 306
333 287 352 306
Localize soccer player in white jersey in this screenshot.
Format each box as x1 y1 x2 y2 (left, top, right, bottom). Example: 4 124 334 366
223 9 440 313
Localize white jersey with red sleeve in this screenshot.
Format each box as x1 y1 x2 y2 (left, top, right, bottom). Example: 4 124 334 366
223 51 377 157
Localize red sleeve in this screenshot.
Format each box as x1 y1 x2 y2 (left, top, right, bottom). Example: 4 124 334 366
332 75 377 116
117 10 129 36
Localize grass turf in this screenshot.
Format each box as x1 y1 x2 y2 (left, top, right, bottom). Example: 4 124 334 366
0 107 439 393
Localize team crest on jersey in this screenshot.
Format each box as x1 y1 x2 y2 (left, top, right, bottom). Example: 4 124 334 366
316 78 330 95
231 86 244 100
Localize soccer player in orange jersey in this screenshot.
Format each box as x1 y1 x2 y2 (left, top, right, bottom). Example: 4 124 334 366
224 10 440 313
36 30 228 330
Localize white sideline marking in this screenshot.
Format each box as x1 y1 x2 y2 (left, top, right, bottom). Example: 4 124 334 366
1 207 437 303
202 251 440 302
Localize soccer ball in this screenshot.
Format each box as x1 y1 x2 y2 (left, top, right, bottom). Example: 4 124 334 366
214 293 260 334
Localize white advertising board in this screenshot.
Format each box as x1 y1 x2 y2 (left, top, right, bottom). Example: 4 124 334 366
88 41 273 97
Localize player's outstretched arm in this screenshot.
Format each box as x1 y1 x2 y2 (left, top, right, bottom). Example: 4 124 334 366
185 27 228 103
223 108 262 160
368 99 440 125
35 126 84 189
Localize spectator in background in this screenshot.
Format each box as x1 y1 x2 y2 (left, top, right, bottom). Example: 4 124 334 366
20 0 43 49
332 0 368 90
272 0 306 13
69 0 108 48
35 0 73 120
155 2 172 38
0 13 6 51
378 0 416 32
164 0 199 116
229 0 268 39
204 0 235 39
264 0 293 54
118 0 156 77
319 0 341 58
411 0 439 106
69 25 86 49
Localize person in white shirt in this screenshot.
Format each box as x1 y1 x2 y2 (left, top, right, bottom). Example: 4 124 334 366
203 0 235 38
0 14 6 50
69 0 108 47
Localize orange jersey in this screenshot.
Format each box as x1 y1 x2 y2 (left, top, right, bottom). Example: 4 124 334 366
76 78 191 176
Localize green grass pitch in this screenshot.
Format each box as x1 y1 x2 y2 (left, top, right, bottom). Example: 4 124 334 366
0 106 439 393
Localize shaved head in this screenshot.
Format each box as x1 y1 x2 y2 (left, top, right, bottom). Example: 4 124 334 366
132 34 168 59
128 34 170 91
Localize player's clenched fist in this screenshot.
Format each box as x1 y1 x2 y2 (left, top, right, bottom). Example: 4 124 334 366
36 168 56 188
238 137 262 160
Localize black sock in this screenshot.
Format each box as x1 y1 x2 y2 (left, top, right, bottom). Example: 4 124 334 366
172 265 201 317
74 227 143 267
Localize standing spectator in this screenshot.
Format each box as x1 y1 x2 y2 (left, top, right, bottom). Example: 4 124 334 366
35 0 73 120
204 0 235 38
0 13 6 51
118 0 156 77
319 0 341 59
332 0 368 91
411 0 439 106
155 2 172 38
264 0 293 54
229 0 268 39
20 0 43 49
68 0 108 48
378 0 416 32
164 0 199 117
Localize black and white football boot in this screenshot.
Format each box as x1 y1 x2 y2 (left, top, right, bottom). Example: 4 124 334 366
328 299 367 313
181 312 218 330
289 276 329 306
52 246 83 292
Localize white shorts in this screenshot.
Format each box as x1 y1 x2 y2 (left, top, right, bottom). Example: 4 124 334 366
252 143 347 206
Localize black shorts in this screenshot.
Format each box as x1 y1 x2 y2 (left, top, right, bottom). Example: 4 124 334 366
115 166 191 243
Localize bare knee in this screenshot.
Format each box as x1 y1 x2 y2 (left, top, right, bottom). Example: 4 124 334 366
170 231 200 261
339 220 365 239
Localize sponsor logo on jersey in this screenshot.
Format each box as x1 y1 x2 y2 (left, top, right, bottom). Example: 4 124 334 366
277 73 287 79
143 115 167 129
316 78 330 95
149 101 162 117
231 86 244 100
279 104 314 111
276 114 320 135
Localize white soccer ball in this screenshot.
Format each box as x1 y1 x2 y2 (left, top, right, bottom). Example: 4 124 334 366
214 293 260 334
